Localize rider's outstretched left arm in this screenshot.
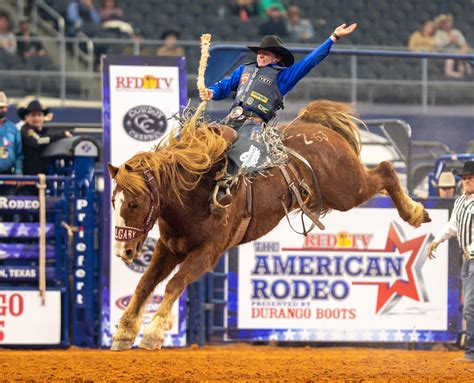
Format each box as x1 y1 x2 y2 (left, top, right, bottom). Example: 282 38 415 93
278 22 357 95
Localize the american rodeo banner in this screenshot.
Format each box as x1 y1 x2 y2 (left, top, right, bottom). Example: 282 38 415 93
102 56 187 347
228 198 462 342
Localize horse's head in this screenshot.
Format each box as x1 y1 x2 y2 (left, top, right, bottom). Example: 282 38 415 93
108 163 160 263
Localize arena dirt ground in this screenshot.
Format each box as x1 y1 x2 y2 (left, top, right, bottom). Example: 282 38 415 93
1 344 473 382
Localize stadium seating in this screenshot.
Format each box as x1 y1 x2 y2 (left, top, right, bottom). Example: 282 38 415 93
40 0 472 45
2 0 473 102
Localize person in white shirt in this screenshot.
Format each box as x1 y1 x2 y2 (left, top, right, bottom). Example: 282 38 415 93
428 160 474 362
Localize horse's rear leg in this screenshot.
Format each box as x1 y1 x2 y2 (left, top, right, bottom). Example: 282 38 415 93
367 161 430 227
140 244 217 350
111 240 181 351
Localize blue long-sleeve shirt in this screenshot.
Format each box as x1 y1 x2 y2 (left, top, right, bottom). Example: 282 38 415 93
209 38 334 100
0 119 23 174
67 1 101 27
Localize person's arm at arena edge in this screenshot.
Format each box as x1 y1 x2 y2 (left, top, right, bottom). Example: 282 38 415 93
277 37 333 95
14 127 23 175
207 65 245 100
22 127 51 149
278 23 357 95
428 204 459 257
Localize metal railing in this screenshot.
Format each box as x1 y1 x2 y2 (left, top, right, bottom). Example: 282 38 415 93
208 44 474 110
34 0 66 37
0 34 472 106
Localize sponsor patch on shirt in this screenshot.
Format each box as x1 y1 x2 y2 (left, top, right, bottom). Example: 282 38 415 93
250 91 268 103
246 97 254 105
257 104 270 113
257 75 273 85
240 73 250 84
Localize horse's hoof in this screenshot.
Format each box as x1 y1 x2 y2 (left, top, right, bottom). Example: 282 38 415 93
139 336 162 351
110 339 134 351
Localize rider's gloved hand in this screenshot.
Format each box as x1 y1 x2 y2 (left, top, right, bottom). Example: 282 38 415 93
199 88 213 101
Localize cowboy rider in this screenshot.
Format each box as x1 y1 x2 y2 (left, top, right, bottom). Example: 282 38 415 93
200 23 357 208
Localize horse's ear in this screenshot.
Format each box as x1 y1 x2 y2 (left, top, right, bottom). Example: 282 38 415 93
124 163 134 172
107 162 119 179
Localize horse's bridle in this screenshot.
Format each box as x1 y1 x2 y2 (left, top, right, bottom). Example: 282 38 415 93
114 169 161 242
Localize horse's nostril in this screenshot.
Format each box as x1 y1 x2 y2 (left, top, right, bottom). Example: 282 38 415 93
125 249 134 258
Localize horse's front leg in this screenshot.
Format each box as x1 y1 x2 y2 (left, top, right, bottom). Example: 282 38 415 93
140 244 217 350
111 239 181 351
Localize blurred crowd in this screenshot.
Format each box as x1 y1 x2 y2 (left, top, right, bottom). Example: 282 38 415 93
408 14 472 79
230 0 315 43
2 1 472 78
0 9 50 68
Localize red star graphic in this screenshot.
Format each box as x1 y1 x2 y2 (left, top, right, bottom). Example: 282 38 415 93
352 223 428 314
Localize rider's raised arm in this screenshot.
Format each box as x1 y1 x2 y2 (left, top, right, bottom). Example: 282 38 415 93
277 38 333 95
278 22 357 95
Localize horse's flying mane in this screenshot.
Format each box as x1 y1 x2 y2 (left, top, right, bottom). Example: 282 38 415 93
298 100 362 155
114 120 228 203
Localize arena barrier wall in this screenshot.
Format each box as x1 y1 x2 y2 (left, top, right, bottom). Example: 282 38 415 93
101 55 188 347
226 197 462 344
0 137 101 347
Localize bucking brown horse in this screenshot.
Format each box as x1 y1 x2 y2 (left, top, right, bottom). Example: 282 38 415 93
107 100 430 351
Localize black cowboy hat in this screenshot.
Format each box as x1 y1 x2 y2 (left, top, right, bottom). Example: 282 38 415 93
247 35 295 67
452 160 474 176
18 100 51 120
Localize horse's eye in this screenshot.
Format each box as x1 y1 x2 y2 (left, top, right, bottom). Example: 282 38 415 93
128 201 139 209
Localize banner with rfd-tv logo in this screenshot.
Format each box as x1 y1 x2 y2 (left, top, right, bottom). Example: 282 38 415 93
102 56 188 347
228 202 461 342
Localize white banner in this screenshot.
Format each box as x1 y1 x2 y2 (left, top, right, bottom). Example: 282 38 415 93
105 60 186 347
109 64 181 165
0 290 61 345
235 208 449 341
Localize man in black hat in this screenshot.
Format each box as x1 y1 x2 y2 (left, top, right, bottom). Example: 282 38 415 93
200 23 356 208
19 100 72 175
200 22 356 126
428 160 474 363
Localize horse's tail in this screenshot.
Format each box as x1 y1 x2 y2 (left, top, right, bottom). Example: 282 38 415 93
297 100 362 155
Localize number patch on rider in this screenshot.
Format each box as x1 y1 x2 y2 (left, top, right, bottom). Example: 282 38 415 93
250 91 268 103
257 75 273 85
